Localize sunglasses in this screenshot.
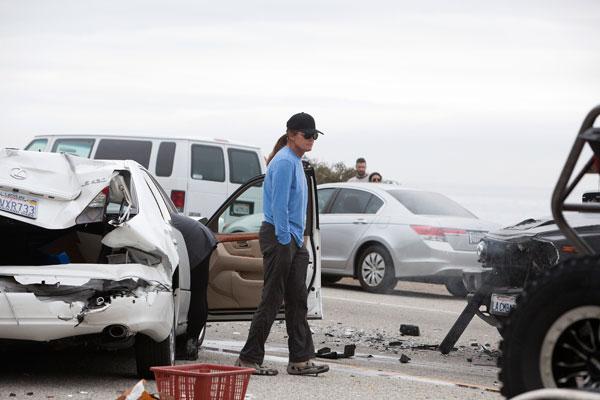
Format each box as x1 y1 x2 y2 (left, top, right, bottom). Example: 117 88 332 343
371 178 381 182
300 131 319 140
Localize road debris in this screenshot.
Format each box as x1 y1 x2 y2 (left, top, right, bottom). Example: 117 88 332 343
400 324 420 336
399 354 411 364
116 380 157 400
316 344 356 359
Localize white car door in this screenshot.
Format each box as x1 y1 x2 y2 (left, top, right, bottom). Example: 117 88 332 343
205 165 323 321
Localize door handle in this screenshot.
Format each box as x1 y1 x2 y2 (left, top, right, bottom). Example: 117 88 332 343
353 218 368 225
235 240 249 249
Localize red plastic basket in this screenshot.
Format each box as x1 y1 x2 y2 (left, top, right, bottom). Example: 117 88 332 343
151 363 254 400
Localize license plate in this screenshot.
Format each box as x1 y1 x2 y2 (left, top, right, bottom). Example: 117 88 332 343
469 231 485 244
490 293 517 316
0 190 38 219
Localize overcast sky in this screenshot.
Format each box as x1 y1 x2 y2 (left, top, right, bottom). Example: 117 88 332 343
1 0 599 194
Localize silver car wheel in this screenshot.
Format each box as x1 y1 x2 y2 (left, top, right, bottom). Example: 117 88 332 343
361 252 386 287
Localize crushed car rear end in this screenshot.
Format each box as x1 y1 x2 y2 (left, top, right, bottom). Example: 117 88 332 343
0 149 176 355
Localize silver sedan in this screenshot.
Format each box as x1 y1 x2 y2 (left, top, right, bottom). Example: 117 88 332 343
318 183 500 295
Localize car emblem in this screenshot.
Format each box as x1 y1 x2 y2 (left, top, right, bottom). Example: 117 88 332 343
10 167 28 180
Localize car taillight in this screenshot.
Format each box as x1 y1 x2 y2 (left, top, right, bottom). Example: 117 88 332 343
411 225 466 242
89 187 109 208
76 187 109 224
171 190 185 212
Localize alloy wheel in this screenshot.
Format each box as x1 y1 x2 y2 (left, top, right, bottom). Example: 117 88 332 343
361 252 386 287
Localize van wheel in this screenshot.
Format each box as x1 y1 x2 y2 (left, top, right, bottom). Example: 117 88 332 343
135 302 176 379
445 278 468 297
357 245 397 293
499 257 600 398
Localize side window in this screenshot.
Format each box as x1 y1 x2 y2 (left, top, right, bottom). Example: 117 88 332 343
228 148 261 184
155 142 176 177
365 195 384 214
317 188 336 213
330 189 372 214
191 145 225 182
52 139 95 158
216 181 263 234
25 139 48 152
94 139 152 168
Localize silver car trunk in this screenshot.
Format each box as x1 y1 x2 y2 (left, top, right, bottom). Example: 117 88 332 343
431 216 499 252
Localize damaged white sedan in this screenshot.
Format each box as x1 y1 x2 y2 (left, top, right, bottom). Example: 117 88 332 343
0 149 185 377
0 149 323 378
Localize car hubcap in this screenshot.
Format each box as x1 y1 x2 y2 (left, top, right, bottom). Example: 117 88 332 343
540 305 600 389
361 252 386 287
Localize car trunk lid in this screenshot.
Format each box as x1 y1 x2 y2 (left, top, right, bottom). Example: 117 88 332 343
427 216 501 251
0 149 118 230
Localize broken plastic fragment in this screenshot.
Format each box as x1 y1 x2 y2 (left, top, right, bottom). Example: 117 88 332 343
399 324 420 336
399 354 411 364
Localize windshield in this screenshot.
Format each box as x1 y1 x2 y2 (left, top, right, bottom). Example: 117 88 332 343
388 189 476 218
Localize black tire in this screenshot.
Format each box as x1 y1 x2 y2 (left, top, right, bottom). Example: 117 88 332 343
135 302 176 379
445 278 468 297
357 244 397 293
499 256 600 398
322 275 342 285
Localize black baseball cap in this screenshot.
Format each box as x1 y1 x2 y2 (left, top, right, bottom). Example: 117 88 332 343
286 112 325 135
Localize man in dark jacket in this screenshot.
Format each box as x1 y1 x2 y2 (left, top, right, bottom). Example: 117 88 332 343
170 213 217 360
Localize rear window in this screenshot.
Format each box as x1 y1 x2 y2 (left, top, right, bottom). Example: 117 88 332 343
52 138 95 158
388 190 476 218
191 144 225 182
25 138 48 152
228 148 261 184
155 142 176 177
94 139 152 168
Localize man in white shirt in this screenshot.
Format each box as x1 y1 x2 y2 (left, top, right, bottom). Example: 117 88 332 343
347 157 369 182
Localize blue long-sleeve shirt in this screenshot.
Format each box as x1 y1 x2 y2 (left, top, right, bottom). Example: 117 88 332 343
263 146 307 247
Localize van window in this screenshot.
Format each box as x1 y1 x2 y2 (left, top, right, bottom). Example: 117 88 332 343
156 142 176 177
228 148 261 184
25 139 48 152
52 139 95 158
94 139 152 168
191 145 225 182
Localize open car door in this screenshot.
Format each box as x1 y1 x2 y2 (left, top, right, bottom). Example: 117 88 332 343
205 163 323 321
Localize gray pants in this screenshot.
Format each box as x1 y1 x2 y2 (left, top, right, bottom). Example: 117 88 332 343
239 222 315 364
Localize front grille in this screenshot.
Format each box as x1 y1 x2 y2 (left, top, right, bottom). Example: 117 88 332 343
482 238 558 286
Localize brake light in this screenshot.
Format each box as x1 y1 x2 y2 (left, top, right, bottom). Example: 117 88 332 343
411 225 466 241
171 190 185 212
75 187 109 224
89 187 109 208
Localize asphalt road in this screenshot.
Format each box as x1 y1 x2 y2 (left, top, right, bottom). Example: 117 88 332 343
0 279 503 399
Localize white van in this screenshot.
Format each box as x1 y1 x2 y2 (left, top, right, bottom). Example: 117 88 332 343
24 134 266 219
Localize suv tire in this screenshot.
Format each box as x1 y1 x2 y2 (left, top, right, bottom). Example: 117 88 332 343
499 256 600 397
